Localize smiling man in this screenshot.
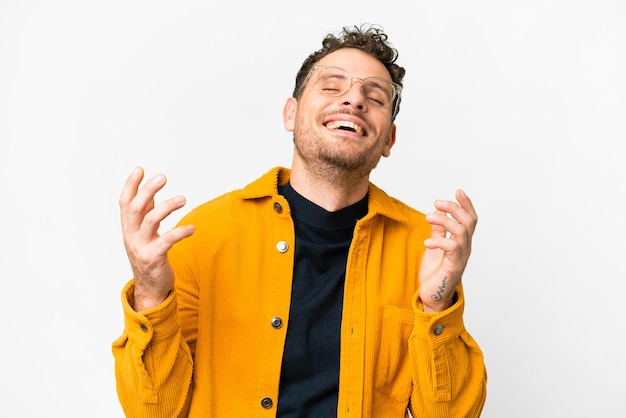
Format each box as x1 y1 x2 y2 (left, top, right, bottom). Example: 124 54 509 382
285 48 399 211
113 24 487 418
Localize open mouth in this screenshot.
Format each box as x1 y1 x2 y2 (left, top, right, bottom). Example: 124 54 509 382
325 120 365 136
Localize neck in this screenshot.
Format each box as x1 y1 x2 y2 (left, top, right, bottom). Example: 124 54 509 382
289 157 370 212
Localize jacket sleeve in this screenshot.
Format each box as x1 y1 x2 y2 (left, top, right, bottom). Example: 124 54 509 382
111 280 194 418
408 285 487 417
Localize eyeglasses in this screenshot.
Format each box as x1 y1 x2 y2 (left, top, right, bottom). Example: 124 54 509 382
302 65 402 117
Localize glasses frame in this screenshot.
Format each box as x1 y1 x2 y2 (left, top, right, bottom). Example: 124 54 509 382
298 65 402 120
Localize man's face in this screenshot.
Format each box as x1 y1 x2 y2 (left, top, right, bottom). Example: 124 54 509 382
283 48 397 177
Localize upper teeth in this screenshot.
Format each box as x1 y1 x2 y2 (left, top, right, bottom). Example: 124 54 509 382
327 120 363 135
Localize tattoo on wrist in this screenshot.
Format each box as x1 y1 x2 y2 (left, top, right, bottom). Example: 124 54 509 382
430 276 448 302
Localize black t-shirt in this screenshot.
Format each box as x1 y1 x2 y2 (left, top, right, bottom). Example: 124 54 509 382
276 182 368 417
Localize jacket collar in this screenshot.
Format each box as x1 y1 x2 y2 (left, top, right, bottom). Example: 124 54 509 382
240 167 409 224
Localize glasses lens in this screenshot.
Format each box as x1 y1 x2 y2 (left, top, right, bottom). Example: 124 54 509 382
316 67 351 96
314 67 396 108
362 79 395 107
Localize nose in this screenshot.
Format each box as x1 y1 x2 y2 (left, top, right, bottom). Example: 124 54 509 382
340 79 367 112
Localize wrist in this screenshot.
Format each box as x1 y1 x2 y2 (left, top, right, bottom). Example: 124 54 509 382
133 286 172 311
420 291 458 313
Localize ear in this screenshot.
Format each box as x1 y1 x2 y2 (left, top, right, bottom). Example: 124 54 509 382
283 97 297 132
381 124 396 157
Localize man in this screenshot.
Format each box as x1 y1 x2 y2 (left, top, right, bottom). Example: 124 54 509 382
113 24 487 417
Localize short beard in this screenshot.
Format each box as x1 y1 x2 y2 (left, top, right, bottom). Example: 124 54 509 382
293 135 382 183
318 145 380 172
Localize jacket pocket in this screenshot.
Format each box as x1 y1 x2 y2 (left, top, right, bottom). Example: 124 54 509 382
374 304 414 402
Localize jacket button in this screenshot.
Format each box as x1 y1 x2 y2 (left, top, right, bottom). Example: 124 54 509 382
273 202 283 213
276 241 289 253
140 323 148 332
261 397 273 409
433 325 444 336
270 317 283 329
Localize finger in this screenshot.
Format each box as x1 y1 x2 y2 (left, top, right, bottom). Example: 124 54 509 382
424 210 469 252
455 189 478 230
423 226 467 275
133 173 167 212
424 209 463 253
119 167 144 211
124 173 168 230
153 224 196 254
423 234 459 253
433 196 477 237
425 210 448 239
137 195 189 241
429 210 468 239
120 167 145 231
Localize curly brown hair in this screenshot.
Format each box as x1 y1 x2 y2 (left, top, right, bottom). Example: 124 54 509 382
292 24 406 120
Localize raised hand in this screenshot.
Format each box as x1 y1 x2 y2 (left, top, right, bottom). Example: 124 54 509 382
419 189 478 312
119 167 195 311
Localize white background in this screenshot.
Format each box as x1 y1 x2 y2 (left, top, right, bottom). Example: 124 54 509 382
1 1 624 417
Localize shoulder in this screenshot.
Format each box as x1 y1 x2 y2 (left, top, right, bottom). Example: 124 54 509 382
178 166 287 226
368 182 427 224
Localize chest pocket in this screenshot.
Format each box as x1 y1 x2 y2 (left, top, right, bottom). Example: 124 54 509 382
374 304 414 402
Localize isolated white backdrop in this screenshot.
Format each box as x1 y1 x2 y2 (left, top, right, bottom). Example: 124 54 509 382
1 1 624 417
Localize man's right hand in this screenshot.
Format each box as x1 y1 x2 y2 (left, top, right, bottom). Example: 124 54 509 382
119 167 195 311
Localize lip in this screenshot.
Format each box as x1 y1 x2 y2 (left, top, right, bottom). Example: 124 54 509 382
323 114 368 137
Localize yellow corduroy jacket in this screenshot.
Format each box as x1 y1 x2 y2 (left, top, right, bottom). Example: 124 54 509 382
112 167 487 418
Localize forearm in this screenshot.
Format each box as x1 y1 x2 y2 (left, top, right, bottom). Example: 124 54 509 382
408 287 487 417
111 281 194 418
